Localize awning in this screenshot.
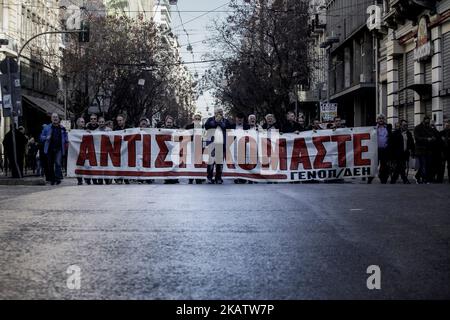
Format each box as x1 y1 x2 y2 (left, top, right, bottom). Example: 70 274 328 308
398 84 432 98
330 83 375 100
22 94 65 118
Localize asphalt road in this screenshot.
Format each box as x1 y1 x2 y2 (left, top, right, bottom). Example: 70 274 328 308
0 180 449 299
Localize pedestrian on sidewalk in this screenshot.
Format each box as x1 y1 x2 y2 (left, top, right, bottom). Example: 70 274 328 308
26 137 39 175
40 113 68 185
2 124 27 178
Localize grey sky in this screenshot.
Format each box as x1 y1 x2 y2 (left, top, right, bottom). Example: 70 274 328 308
171 0 231 117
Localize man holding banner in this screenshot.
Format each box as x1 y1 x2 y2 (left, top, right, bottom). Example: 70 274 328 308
204 108 231 184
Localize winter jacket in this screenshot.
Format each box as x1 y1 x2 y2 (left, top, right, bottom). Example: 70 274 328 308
414 123 438 156
390 129 415 160
40 124 68 156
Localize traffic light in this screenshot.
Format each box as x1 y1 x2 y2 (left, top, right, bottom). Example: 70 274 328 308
79 21 90 43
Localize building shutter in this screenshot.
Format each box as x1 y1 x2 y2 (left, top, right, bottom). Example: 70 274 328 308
406 51 415 103
425 100 432 118
443 97 450 120
406 103 415 130
425 60 432 84
443 32 450 89
398 55 405 104
398 104 405 122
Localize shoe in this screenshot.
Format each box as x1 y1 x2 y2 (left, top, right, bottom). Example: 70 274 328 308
51 181 56 186
56 181 62 185
216 179 224 185
207 178 215 184
78 182 83 186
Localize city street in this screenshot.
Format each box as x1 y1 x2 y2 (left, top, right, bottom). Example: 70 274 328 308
0 180 449 299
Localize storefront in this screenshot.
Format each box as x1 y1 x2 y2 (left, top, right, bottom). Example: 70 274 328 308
384 0 450 130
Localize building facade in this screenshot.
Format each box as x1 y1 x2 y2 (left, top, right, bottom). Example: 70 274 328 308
381 0 450 130
322 0 380 127
1 0 65 145
304 0 327 121
105 0 155 21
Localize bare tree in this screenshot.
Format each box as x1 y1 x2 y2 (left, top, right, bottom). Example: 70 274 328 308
62 14 196 126
202 0 311 123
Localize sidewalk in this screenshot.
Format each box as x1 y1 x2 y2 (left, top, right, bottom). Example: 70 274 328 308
0 174 46 186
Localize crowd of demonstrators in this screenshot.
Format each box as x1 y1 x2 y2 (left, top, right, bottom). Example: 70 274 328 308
69 110 450 185
366 114 450 185
7 109 444 186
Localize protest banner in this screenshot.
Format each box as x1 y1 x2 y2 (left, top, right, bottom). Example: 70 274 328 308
68 127 378 182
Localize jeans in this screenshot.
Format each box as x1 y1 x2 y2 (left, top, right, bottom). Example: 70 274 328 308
416 155 432 183
48 149 63 183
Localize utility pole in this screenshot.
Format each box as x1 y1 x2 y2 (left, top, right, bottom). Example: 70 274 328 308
0 57 22 178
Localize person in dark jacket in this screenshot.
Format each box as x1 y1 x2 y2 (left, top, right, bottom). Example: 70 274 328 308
229 113 250 130
26 137 39 175
162 115 180 130
308 119 322 131
40 113 68 185
262 114 280 131
114 114 129 131
205 108 231 184
2 124 28 178
185 114 204 185
438 120 450 183
390 120 415 184
282 112 302 133
86 114 99 131
298 115 307 131
414 116 436 184
430 120 444 183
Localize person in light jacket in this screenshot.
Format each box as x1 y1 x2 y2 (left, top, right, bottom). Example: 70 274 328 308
40 113 68 185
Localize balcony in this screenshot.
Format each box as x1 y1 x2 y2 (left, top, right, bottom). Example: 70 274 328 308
384 0 439 27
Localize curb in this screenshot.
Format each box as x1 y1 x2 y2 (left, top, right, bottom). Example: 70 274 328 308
0 178 46 186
